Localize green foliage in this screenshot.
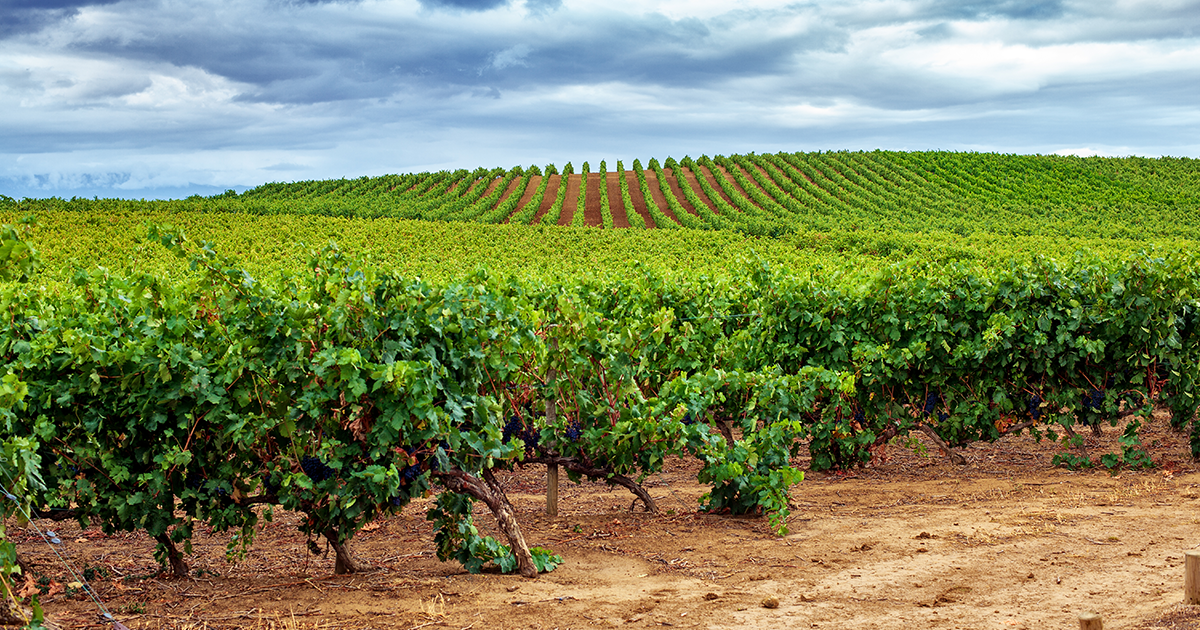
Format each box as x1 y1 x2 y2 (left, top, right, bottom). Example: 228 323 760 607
0 220 40 282
427 493 561 574
2 209 1199 579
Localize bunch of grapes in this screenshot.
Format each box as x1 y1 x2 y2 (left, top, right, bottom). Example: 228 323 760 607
502 415 541 453
1026 394 1043 420
1081 387 1105 411
853 406 865 424
300 456 335 482
681 413 696 426
922 393 941 416
564 419 583 442
502 415 524 444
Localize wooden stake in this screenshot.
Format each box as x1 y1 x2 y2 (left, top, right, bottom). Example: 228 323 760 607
1079 612 1103 630
1186 551 1200 605
546 463 559 517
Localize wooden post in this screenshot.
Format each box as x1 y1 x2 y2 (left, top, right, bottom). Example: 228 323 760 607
546 463 559 517
545 338 558 517
1186 551 1200 605
1079 612 1103 630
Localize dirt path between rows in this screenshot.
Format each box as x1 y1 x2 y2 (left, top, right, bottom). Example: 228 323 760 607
530 174 561 224
679 167 719 213
505 175 542 224
624 171 655 228
661 170 701 219
560 174 583 226
695 163 737 209
642 172 682 226
583 175 603 227
606 172 631 228
13 417 1200 629
490 175 525 214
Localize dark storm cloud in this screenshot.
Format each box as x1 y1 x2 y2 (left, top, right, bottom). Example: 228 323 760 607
0 0 122 38
62 4 839 105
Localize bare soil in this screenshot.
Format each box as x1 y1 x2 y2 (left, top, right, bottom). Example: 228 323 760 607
12 416 1200 630
530 175 561 224
490 176 525 214
605 173 631 229
678 168 719 213
660 172 700 219
641 172 681 226
693 164 736 209
624 172 655 228
582 176 603 228
504 175 541 224
559 175 583 226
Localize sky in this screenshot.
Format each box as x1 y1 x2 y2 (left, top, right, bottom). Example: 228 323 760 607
1 0 1199 199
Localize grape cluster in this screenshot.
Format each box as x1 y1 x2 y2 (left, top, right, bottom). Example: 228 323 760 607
1081 388 1105 411
1026 394 1043 420
681 413 696 426
922 393 941 416
502 415 540 452
853 407 865 424
300 456 335 482
564 419 583 442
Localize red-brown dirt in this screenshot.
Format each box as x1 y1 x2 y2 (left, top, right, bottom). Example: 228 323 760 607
624 172 656 228
642 172 682 226
475 176 503 200
489 175 525 214
661 170 701 218
694 164 738 209
583 175 603 227
559 174 583 226
717 164 766 211
678 167 719 213
505 175 542 224
14 415 1200 630
606 173 631 229
530 175 561 224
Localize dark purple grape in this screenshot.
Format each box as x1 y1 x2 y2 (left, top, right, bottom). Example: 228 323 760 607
300 456 334 482
922 393 940 416
565 419 583 442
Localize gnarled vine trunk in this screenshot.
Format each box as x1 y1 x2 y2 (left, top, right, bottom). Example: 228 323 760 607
322 530 368 574
154 534 188 578
435 468 538 578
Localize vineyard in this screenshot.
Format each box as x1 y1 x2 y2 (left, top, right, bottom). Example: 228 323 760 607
2 151 1200 629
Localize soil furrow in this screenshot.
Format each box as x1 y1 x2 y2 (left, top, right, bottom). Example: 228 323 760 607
607 172 631 228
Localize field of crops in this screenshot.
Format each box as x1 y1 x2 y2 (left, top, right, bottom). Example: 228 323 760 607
2 151 1200 628
4 150 1200 284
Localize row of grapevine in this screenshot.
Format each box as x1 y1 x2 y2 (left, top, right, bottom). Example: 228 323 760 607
540 162 573 226
4 221 1199 592
570 162 589 227
616 161 647 229
632 159 674 229
599 160 614 229
8 151 1200 238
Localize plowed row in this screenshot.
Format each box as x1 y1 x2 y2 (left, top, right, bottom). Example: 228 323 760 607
500 166 744 227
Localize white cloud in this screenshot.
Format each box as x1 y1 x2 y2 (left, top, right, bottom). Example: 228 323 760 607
0 0 1197 198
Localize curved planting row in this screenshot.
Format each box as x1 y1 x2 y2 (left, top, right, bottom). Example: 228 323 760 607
11 151 1200 240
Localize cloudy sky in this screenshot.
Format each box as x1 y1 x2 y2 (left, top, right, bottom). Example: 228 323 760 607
2 0 1199 199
